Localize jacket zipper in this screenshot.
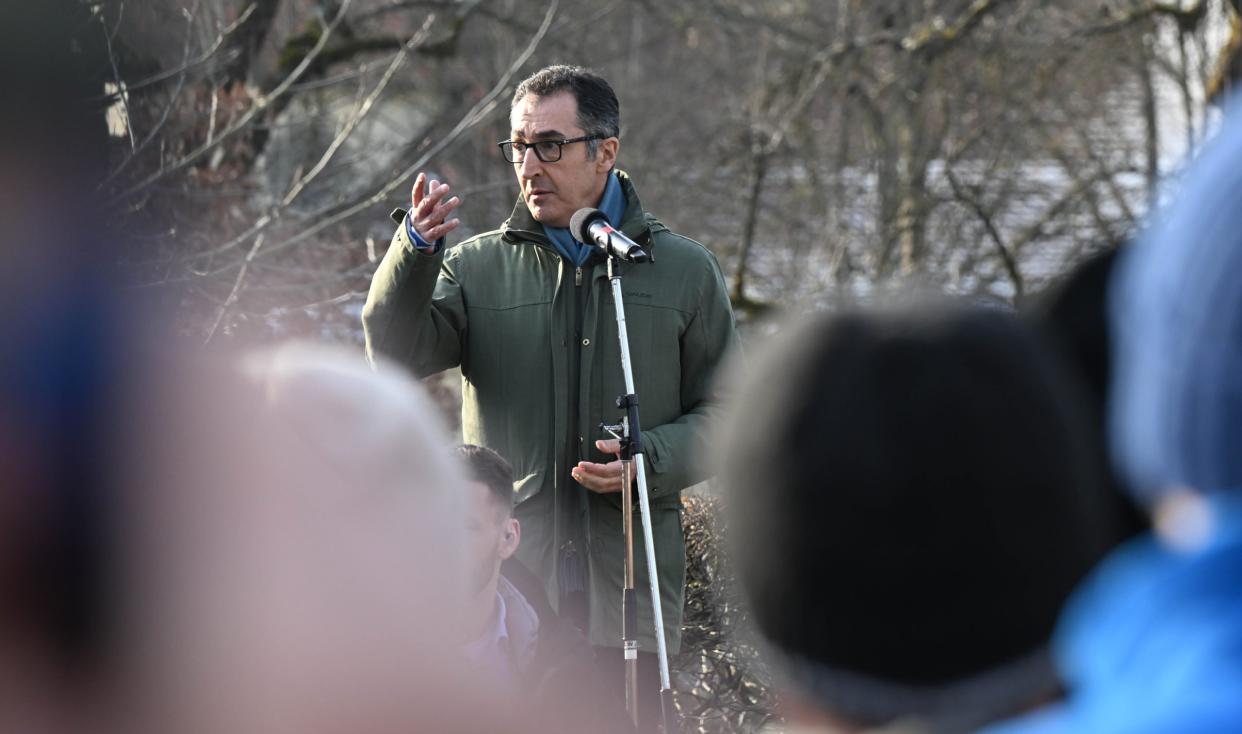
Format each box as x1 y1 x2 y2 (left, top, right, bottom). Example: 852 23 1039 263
571 262 586 463
565 260 591 542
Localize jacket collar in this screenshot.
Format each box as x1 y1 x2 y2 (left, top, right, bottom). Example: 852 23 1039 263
500 169 656 252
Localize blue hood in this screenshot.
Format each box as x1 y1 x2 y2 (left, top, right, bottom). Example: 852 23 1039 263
1109 98 1242 503
981 498 1242 734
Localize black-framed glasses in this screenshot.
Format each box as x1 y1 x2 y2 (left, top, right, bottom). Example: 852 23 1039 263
497 135 603 163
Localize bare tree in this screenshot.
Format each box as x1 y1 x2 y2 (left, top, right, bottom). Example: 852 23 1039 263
101 0 559 343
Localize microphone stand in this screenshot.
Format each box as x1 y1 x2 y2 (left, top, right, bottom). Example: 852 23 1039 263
602 421 639 729
598 252 677 734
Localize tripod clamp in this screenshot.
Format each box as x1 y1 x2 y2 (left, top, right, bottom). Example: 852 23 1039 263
600 393 642 459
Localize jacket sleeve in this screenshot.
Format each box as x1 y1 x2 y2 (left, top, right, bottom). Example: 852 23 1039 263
361 222 466 377
641 252 740 501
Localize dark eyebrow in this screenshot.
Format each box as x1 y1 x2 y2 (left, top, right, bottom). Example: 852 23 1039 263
511 129 568 141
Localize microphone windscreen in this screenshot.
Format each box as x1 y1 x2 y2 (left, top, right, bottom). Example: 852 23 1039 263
570 207 605 243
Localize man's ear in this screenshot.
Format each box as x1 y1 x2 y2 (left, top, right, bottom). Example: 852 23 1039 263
499 518 520 560
596 137 619 173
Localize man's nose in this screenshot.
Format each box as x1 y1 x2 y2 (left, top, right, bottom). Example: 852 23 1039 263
518 148 542 178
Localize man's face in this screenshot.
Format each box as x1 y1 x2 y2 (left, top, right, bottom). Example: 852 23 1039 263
509 91 618 229
464 480 519 594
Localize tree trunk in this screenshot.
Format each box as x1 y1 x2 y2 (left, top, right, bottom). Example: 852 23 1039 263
731 148 769 306
891 103 930 277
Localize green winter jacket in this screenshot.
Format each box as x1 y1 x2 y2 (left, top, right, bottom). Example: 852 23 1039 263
362 171 739 652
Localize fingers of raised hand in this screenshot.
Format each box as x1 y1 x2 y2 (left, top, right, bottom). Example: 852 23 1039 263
420 216 461 242
414 180 452 217
411 172 427 207
596 439 622 458
411 180 461 242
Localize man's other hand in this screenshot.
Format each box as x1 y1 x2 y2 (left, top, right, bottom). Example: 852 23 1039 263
411 172 462 242
571 439 635 494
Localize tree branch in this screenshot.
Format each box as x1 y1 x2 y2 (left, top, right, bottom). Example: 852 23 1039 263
901 0 1016 59
104 2 257 97
280 15 436 207
945 166 1023 301
198 15 436 340
109 0 356 205
246 0 558 265
1074 0 1208 39
140 0 558 297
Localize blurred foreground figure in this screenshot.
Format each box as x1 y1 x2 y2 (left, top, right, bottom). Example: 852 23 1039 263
0 3 126 732
4 335 518 732
984 100 1242 734
1024 249 1149 542
113 343 493 734
0 4 512 731
716 302 1119 734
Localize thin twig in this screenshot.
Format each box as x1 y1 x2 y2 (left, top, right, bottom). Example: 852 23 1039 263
239 290 369 317
203 233 264 344
206 86 220 146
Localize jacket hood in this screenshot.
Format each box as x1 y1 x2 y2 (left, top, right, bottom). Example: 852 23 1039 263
1073 500 1242 732
985 498 1242 734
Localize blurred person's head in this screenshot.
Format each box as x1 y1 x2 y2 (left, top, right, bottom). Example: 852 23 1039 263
717 300 1119 733
1026 248 1149 541
112 343 499 734
455 445 520 599
1110 97 1242 516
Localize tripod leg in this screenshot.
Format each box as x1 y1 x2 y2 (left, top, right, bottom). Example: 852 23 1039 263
622 459 639 729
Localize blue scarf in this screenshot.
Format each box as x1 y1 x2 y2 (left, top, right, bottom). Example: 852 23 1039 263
542 172 627 266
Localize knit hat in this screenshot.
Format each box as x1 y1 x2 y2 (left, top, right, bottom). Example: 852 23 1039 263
1025 249 1149 540
1110 98 1242 501
716 300 1118 728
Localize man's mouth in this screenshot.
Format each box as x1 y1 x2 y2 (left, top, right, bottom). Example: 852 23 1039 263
528 188 552 201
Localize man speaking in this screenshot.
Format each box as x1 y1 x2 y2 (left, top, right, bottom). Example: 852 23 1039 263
363 65 738 729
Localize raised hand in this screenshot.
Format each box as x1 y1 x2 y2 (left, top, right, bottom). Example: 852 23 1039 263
410 172 462 242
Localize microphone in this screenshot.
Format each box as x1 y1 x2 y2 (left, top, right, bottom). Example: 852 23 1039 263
570 208 650 263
